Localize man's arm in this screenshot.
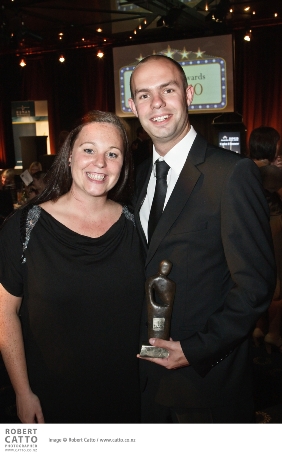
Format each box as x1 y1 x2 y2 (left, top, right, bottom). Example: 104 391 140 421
184 158 275 375
0 284 44 423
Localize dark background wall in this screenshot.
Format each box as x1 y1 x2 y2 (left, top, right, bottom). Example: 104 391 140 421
0 26 282 167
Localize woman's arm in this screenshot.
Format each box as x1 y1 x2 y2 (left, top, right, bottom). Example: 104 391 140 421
0 284 44 423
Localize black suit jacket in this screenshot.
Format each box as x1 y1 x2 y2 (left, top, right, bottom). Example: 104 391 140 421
134 133 276 408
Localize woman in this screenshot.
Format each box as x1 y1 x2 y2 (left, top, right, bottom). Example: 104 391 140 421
28 161 42 175
1 168 15 188
0 110 144 423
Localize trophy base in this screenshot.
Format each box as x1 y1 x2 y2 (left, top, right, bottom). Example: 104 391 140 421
139 345 169 358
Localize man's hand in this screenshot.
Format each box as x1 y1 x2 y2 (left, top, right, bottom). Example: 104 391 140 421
138 338 189 369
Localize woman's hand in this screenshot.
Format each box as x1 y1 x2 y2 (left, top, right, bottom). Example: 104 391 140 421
16 391 45 423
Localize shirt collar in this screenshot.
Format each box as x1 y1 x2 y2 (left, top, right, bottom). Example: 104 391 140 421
152 125 197 176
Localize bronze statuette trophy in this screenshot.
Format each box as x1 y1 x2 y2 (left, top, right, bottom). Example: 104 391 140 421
140 259 176 358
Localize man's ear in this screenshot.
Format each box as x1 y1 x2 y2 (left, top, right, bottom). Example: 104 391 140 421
128 98 138 118
186 85 194 107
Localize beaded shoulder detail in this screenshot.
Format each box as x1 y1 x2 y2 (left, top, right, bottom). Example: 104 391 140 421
20 205 41 264
122 205 135 226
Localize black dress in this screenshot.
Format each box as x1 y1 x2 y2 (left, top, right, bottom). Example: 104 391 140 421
0 205 144 423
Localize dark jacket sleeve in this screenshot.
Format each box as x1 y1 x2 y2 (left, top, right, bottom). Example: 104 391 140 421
180 158 276 377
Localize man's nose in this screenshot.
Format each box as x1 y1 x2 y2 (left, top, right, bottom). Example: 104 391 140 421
151 93 165 109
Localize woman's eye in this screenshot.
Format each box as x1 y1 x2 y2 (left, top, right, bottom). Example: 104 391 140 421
84 148 93 154
107 151 118 159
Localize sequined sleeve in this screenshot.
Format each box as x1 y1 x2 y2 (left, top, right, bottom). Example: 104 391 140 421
0 205 41 296
21 205 41 264
122 205 135 226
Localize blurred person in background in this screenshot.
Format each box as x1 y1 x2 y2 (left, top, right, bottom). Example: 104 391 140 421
28 162 42 176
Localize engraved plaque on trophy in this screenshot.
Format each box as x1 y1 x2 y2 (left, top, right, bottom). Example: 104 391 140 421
140 259 175 358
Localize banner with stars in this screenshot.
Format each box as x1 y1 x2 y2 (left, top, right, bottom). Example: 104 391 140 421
113 35 234 116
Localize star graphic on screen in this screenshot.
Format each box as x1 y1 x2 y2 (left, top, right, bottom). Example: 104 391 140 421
195 48 206 58
164 45 176 59
180 47 191 59
136 54 143 62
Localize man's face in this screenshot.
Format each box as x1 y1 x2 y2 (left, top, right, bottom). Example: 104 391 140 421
128 59 194 155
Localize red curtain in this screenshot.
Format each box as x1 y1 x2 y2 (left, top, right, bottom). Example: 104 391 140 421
242 26 282 147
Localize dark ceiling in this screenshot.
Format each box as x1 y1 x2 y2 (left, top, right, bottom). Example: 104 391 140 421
0 0 281 56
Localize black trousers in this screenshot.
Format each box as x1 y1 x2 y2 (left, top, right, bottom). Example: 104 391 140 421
141 378 255 423
142 400 255 423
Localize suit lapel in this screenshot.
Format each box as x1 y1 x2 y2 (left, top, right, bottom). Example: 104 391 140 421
146 133 208 265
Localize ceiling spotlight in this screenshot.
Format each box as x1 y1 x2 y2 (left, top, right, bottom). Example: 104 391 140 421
19 58 26 67
96 28 102 33
97 50 104 58
59 55 65 63
244 30 252 41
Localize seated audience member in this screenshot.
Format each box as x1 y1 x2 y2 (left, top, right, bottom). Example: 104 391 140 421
27 171 47 200
1 168 15 189
0 169 17 204
28 161 42 175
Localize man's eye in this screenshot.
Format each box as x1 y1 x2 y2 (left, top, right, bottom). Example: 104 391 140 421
164 88 174 93
139 94 148 99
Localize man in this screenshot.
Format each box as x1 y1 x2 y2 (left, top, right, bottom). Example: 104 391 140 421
128 55 276 423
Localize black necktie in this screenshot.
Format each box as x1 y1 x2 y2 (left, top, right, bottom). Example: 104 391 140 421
148 160 170 243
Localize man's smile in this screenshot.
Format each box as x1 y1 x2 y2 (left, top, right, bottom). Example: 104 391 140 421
151 115 171 122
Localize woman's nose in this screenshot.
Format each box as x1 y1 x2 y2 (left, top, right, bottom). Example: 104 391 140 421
94 153 106 168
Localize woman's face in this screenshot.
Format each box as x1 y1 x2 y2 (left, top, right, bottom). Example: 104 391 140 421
30 165 41 174
69 122 124 200
1 174 11 186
